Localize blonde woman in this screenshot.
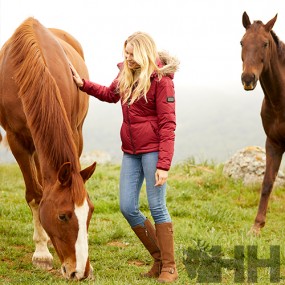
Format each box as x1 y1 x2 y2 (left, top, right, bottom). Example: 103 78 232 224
70 31 179 283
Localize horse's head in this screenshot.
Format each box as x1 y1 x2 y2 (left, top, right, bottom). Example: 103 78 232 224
39 162 96 280
240 12 277 90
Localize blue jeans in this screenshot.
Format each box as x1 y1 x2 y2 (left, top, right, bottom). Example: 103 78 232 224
120 152 171 227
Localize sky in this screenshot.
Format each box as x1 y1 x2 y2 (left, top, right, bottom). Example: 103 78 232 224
1 0 284 87
1 0 285 163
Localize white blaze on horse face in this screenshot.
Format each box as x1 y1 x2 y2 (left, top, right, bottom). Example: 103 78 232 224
74 198 89 279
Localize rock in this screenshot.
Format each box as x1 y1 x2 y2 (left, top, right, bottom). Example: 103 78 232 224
80 150 111 165
223 146 285 186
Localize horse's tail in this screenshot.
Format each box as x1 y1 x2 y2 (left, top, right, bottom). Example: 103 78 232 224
9 17 79 171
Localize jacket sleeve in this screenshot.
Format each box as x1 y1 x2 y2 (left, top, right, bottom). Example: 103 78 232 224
155 77 176 171
80 78 120 103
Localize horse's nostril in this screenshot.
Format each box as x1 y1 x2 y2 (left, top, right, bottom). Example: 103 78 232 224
70 271 77 279
242 73 256 85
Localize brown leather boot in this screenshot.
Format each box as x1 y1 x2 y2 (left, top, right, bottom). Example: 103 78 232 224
156 222 178 283
132 219 162 278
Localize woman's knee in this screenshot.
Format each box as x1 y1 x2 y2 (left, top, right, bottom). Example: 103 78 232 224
150 206 171 224
120 202 135 219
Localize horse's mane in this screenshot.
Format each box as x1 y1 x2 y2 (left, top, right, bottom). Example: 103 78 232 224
9 17 85 204
270 30 285 63
252 20 285 63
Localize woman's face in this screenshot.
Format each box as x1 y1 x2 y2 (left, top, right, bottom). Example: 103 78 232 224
125 43 140 70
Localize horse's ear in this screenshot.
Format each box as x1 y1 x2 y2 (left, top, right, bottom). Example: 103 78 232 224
58 162 72 187
265 14 278 32
80 162 96 182
242 11 251 29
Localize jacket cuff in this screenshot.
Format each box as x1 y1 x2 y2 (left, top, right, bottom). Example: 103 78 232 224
156 165 170 171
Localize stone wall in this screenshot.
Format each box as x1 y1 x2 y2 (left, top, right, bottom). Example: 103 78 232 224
80 150 111 165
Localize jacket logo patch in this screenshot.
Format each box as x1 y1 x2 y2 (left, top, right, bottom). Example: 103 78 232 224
167 96 175 103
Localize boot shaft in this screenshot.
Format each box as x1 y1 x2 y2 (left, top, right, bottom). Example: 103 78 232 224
155 222 175 267
156 222 178 282
132 219 160 261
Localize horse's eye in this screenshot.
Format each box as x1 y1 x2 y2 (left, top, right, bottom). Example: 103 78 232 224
263 42 269 48
58 214 69 222
240 41 243 47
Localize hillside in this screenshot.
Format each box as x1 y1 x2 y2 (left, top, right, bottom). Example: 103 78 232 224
1 162 284 284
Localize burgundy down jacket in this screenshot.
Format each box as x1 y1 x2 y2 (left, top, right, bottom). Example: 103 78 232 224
81 53 178 171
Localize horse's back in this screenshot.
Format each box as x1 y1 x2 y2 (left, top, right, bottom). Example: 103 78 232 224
49 28 85 59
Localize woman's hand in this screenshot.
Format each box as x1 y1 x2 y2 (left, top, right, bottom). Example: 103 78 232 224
69 61 84 88
155 169 168 186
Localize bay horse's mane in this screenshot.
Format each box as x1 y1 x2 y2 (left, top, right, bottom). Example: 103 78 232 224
252 20 285 63
270 30 285 63
9 18 85 203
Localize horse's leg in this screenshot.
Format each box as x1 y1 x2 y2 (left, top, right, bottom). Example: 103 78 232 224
6 131 53 270
250 139 283 235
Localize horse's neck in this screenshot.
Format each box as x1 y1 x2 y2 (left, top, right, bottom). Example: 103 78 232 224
38 153 58 183
260 55 285 107
37 149 79 187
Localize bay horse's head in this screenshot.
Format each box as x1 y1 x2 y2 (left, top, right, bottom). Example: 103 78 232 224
240 12 278 90
39 162 96 280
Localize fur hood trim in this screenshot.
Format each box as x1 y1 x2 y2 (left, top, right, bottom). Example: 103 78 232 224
158 51 180 76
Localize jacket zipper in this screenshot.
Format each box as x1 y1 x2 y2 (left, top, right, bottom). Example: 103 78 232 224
127 99 136 154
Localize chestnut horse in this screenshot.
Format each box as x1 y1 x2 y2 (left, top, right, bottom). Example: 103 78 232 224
240 12 285 234
0 18 96 280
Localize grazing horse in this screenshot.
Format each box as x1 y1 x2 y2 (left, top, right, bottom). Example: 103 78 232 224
240 12 285 234
0 18 96 280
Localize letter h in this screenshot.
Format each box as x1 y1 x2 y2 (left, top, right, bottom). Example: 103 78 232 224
247 245 280 283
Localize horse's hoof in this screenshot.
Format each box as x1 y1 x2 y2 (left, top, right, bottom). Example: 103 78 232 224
88 265 95 280
32 255 53 271
247 225 261 236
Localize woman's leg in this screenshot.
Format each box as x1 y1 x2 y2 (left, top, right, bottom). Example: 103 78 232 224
142 152 171 224
120 153 161 277
119 153 146 227
142 152 178 283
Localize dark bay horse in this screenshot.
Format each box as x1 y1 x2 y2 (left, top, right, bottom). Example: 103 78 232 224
0 18 96 280
240 12 285 234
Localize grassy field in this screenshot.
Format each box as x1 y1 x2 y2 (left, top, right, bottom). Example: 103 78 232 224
0 160 285 284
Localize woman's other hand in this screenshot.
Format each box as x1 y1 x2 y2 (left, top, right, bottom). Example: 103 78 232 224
155 169 168 186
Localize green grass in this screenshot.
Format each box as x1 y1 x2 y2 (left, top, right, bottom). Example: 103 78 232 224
0 161 285 284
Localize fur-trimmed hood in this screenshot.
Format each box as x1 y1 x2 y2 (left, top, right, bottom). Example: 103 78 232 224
117 51 179 79
157 51 180 78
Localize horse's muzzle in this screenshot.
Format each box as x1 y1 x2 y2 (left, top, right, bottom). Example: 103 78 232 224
62 265 91 281
241 73 257 91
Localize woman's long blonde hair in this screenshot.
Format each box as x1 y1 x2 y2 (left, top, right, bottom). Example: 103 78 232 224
118 32 162 105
